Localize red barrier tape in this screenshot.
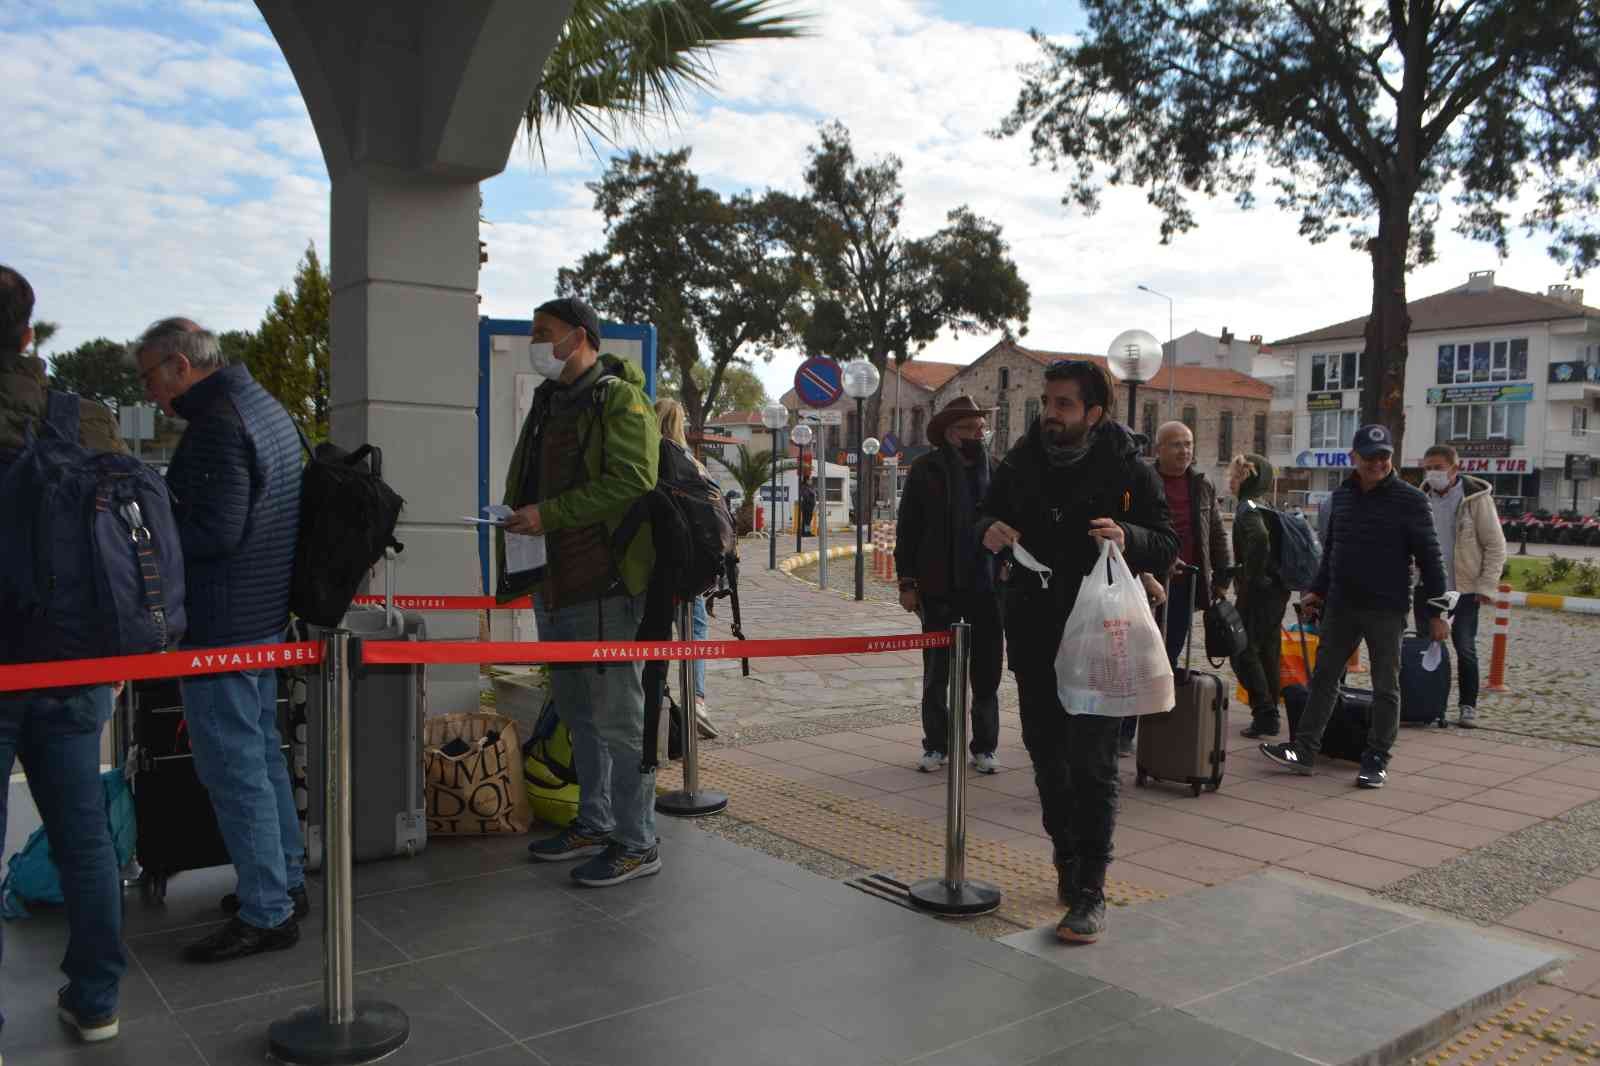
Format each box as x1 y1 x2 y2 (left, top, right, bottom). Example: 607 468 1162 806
361 632 951 666
350 595 531 611
0 642 324 693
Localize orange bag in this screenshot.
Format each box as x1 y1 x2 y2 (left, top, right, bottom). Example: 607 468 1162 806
1236 626 1361 704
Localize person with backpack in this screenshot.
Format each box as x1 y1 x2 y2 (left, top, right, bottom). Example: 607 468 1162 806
655 399 716 739
1260 424 1448 789
0 265 128 1046
500 298 662 887
134 318 308 963
1229 453 1293 739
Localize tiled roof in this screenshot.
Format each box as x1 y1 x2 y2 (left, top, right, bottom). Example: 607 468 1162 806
1270 283 1600 347
1000 341 1274 401
895 360 963 390
704 410 767 426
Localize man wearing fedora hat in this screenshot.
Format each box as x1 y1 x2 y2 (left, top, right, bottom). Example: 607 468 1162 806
895 396 1004 775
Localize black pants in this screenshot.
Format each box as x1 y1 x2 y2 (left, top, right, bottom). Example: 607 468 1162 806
920 590 1003 756
1232 585 1292 722
1015 668 1121 890
1413 588 1481 709
800 503 814 535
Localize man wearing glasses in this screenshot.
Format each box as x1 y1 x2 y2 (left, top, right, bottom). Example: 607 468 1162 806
979 360 1177 943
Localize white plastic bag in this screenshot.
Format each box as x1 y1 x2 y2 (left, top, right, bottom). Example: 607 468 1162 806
1055 540 1175 718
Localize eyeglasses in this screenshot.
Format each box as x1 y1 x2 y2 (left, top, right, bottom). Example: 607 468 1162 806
137 354 175 387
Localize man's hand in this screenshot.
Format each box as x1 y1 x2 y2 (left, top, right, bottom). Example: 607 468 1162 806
502 505 543 536
982 520 1021 553
1477 594 1492 606
898 587 920 613
1139 572 1166 606
1087 517 1124 550
1429 616 1450 642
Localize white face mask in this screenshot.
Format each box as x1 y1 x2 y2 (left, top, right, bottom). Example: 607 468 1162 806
529 328 577 379
1009 541 1052 588
1423 470 1452 493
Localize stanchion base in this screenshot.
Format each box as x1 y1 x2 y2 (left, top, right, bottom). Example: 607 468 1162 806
655 789 729 818
267 1001 410 1066
908 877 1002 917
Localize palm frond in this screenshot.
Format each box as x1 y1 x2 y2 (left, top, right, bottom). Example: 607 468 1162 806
527 0 809 164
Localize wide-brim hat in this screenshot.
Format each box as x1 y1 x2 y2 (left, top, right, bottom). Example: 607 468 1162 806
928 396 989 445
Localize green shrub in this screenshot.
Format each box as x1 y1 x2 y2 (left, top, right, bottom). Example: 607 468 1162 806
1574 560 1600 598
1523 564 1552 591
1502 561 1512 580
1549 555 1575 581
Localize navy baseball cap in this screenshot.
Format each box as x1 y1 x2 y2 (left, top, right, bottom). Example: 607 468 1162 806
1352 423 1394 458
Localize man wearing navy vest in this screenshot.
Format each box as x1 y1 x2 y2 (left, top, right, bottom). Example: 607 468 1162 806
136 318 306 963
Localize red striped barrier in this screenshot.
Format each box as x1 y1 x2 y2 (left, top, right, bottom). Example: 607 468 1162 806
350 595 530 610
0 642 324 693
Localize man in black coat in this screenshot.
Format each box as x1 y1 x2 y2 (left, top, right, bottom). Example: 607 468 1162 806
895 396 1002 775
136 318 307 964
1260 424 1448 789
978 360 1178 944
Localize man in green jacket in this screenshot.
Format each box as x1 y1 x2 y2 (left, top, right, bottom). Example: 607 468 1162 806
499 298 661 887
1230 453 1292 738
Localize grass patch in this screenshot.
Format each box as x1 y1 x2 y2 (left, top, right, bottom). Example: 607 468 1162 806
1503 556 1595 596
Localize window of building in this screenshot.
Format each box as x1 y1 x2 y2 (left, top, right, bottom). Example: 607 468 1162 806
1434 402 1527 444
1181 405 1197 437
1024 397 1040 434
1311 351 1361 392
1253 412 1268 456
1437 338 1529 384
995 402 1011 450
998 367 1010 391
1218 411 1234 461
911 407 925 444
1575 405 1589 433
1142 401 1157 455
1310 409 1359 449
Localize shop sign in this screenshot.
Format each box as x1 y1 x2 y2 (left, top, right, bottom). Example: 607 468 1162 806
1457 458 1529 474
1548 362 1600 384
1294 449 1352 468
1456 439 1513 458
1306 391 1344 411
1425 382 1534 405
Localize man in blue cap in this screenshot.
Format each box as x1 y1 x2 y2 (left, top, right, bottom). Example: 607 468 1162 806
1259 423 1448 788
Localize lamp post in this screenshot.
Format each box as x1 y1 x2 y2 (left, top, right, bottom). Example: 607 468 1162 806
761 403 789 570
790 422 813 555
1136 283 1175 419
842 358 882 601
1106 330 1164 439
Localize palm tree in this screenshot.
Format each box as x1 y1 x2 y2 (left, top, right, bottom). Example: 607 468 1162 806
526 0 807 160
29 320 58 359
715 443 786 535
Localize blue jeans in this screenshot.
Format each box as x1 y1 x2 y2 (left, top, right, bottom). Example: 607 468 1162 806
676 596 708 701
0 687 125 1030
536 592 656 852
181 635 304 929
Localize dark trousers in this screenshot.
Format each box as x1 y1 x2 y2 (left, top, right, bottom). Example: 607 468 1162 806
1123 574 1193 743
1414 589 1480 709
1295 604 1405 761
919 590 1003 756
1016 668 1120 889
800 503 815 536
1232 585 1292 721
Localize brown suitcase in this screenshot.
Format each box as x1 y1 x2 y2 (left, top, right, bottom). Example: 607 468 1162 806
1135 564 1228 797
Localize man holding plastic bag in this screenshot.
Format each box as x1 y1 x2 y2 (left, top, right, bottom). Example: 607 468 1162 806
979 360 1177 945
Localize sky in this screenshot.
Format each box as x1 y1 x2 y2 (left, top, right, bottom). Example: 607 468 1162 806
1 0 1584 407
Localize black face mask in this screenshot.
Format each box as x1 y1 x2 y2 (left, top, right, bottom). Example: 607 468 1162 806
958 439 983 460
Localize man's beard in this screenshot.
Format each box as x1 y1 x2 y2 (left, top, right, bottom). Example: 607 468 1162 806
1041 417 1089 446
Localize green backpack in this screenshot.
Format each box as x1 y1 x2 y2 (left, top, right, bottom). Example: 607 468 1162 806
522 700 579 827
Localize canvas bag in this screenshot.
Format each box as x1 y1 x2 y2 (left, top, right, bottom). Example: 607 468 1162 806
423 713 531 835
1055 540 1174 718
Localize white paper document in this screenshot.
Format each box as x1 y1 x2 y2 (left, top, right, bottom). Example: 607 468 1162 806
506 531 546 572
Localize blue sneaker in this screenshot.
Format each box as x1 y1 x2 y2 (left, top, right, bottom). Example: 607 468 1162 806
528 824 609 863
571 843 662 887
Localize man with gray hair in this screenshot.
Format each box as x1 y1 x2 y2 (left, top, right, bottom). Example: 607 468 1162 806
135 317 307 963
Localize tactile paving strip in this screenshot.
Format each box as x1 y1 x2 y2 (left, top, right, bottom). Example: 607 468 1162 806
658 754 1167 930
1416 996 1600 1066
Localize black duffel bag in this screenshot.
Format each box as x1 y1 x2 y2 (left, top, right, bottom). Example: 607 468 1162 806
290 437 404 627
1204 598 1249 664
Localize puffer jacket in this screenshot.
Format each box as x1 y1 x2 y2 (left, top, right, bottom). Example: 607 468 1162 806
0 352 124 460
1312 470 1445 617
1437 474 1508 598
166 364 302 646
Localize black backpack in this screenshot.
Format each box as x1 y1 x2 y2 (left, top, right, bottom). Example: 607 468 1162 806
289 436 405 627
618 438 736 601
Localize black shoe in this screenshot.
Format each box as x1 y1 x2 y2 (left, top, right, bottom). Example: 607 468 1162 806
182 916 300 963
221 884 310 920
1117 735 1134 758
1356 751 1388 789
1241 718 1281 739
1054 858 1078 906
57 986 118 1043
1055 887 1107 943
1260 741 1314 775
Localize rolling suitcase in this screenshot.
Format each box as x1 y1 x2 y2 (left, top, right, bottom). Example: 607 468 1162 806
1283 613 1372 762
304 554 427 869
1400 633 1450 727
1135 564 1228 797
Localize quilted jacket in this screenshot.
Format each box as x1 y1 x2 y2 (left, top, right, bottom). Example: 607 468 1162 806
166 364 302 646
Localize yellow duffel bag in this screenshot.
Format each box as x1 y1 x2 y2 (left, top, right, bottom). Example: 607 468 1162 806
522 700 580 828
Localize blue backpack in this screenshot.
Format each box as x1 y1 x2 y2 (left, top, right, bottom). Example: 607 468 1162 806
1 768 137 918
0 390 186 663
1243 501 1322 591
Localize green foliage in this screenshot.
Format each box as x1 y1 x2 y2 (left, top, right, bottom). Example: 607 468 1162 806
1522 563 1551 590
1549 555 1576 581
29 321 58 359
238 244 330 440
1573 560 1600 597
526 0 807 160
996 0 1600 454
47 338 140 411
703 364 769 418
714 443 781 532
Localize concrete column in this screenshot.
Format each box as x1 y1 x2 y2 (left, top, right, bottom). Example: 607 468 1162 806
258 0 571 713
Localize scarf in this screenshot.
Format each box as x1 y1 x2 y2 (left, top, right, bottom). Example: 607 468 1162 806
1042 422 1098 469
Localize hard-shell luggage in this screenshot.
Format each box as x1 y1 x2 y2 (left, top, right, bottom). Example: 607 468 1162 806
1284 683 1372 763
1400 633 1450 727
1136 565 1228 797
305 560 427 869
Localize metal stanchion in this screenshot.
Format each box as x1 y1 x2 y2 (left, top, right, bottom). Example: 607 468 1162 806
656 601 728 818
269 630 409 1066
910 623 1001 916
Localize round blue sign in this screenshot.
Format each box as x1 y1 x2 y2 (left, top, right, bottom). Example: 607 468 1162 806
881 432 899 457
794 356 844 409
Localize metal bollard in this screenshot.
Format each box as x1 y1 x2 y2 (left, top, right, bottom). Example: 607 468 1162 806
269 630 409 1065
656 601 729 818
1486 583 1512 694
910 623 1001 916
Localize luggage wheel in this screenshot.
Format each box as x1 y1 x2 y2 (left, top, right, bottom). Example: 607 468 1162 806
1190 782 1203 798
140 874 168 906
1135 770 1148 787
1204 781 1220 793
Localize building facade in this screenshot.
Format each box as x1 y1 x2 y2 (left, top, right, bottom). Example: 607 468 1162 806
1270 271 1600 513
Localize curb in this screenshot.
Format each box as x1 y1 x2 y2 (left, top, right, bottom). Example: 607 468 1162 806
777 543 872 574
1505 590 1600 616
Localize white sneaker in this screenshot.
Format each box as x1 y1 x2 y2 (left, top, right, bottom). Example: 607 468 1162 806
917 750 947 773
971 752 999 774
693 699 718 739
1458 705 1478 729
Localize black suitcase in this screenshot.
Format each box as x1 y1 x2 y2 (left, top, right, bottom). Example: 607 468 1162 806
1284 683 1372 763
1136 564 1228 797
1400 633 1450 727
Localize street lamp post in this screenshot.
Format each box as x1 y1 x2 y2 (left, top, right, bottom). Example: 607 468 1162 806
1136 284 1175 420
842 358 882 602
790 422 813 555
1106 330 1163 441
761 404 789 570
